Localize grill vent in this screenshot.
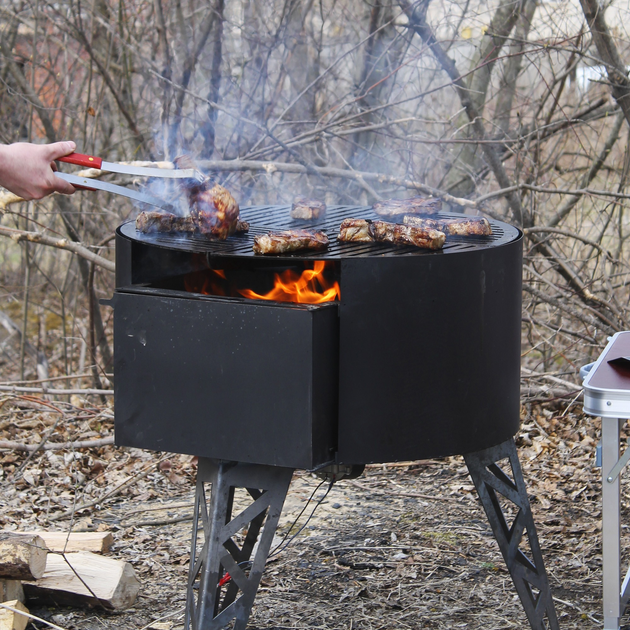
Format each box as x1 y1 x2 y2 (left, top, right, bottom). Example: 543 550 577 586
121 204 519 259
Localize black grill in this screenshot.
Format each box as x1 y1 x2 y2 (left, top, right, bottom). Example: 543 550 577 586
118 204 516 258
112 205 523 470
110 205 562 630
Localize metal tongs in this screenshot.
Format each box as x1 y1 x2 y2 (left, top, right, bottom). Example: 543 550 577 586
54 152 204 210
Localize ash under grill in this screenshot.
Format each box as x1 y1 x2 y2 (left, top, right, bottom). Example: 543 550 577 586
119 204 517 259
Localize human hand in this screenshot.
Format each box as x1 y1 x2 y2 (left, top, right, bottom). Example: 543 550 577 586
0 141 77 200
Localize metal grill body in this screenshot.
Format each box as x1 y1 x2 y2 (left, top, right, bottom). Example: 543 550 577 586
114 205 522 467
110 205 558 630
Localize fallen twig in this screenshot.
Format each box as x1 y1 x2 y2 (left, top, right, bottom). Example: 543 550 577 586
48 454 170 522
345 479 461 501
0 602 67 630
127 514 194 527
0 385 113 396
521 366 580 390
1 372 100 386
137 607 185 630
0 436 114 451
10 407 65 481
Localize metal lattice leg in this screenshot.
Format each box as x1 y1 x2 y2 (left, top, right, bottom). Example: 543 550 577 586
185 459 294 630
464 438 559 630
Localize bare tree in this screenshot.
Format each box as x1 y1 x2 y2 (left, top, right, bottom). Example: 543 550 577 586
2 0 630 395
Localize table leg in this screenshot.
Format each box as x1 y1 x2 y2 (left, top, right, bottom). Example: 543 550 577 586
602 417 623 630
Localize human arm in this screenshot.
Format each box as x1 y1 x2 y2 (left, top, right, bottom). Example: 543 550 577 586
0 141 77 200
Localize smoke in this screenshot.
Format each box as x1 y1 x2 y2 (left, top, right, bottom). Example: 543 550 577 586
133 175 190 217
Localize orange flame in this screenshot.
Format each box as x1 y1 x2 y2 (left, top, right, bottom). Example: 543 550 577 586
184 269 227 296
238 260 340 304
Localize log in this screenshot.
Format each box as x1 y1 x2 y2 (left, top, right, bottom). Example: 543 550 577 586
22 551 140 610
0 535 47 580
0 600 29 630
17 532 113 554
0 582 23 604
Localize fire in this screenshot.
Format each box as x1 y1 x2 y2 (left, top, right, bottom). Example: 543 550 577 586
183 261 340 304
238 260 340 304
184 269 227 297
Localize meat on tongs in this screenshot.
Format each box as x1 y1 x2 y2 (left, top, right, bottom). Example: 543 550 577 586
173 155 240 240
338 218 445 250
373 196 442 217
136 211 249 235
136 212 197 234
253 229 329 255
403 215 492 236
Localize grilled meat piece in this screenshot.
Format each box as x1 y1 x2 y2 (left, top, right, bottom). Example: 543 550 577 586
372 196 442 217
370 220 445 250
403 215 492 236
337 218 373 242
136 211 249 236
136 211 196 233
174 155 240 240
337 218 445 249
253 229 329 255
188 183 240 240
235 219 250 233
290 195 327 220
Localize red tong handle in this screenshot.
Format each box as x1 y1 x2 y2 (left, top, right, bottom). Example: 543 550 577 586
58 152 103 169
71 183 97 191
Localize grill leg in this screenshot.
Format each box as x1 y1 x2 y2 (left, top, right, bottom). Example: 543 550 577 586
185 459 294 630
464 438 559 630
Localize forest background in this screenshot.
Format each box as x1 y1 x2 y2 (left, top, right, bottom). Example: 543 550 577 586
1 0 630 392
1 1 630 628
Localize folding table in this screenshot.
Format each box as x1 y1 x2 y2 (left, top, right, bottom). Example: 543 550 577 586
583 331 630 629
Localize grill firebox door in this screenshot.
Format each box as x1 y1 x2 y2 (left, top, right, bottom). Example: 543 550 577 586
111 287 339 469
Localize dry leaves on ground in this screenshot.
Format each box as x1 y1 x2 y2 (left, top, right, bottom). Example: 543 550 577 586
0 392 625 629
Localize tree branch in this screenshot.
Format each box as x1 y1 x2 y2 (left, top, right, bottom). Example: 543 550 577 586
397 0 525 225
547 109 625 227
0 226 115 272
579 0 630 128
199 158 478 208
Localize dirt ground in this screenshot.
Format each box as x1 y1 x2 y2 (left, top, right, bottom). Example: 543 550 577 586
0 397 626 630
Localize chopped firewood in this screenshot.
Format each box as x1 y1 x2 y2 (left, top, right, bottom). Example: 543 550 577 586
17 532 113 554
372 196 442 217
0 599 29 630
22 551 140 610
290 196 326 220
0 581 23 605
253 229 329 255
337 218 373 242
0 534 47 581
403 214 492 236
370 221 445 250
